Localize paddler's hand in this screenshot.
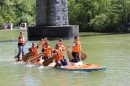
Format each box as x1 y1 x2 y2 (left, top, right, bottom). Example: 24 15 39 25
66 45 70 50
67 45 70 48
80 51 83 53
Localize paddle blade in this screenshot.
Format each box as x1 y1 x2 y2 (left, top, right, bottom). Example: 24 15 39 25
81 52 87 61
29 53 42 61
43 56 54 66
14 55 18 58
67 50 73 60
22 51 32 62
30 53 42 63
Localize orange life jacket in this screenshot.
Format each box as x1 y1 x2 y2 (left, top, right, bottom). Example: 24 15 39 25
43 46 51 57
72 40 81 52
30 46 38 56
18 37 24 43
53 48 63 60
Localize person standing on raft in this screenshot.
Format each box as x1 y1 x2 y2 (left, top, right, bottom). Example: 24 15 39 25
17 31 26 61
70 36 82 63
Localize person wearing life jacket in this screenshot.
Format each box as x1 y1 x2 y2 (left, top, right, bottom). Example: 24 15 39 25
17 31 26 61
57 39 68 64
42 42 52 60
41 37 49 59
70 36 82 63
29 42 39 56
58 39 65 50
28 41 43 64
52 44 70 67
19 31 25 40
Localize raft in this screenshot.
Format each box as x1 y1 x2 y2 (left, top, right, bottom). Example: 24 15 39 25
15 57 106 72
55 63 106 72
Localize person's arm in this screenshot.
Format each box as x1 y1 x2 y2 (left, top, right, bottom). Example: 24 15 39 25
63 46 70 51
28 48 31 51
51 49 56 56
36 45 39 49
37 40 42 47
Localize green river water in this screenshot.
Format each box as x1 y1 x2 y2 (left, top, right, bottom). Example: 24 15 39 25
0 29 130 86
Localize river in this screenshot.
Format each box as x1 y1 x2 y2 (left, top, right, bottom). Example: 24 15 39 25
0 29 129 86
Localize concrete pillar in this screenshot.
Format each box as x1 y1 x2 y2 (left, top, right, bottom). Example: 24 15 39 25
28 0 79 40
36 0 47 26
36 0 69 26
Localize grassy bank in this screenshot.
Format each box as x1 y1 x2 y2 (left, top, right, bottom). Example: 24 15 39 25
0 29 27 42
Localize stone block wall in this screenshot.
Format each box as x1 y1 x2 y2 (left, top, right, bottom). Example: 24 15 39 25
36 0 47 26
36 0 69 26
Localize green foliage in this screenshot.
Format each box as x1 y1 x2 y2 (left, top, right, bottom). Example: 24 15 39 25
1 0 130 32
68 0 130 32
0 15 4 26
0 0 35 28
88 14 108 31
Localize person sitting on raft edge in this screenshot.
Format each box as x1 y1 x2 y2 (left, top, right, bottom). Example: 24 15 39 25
52 44 70 67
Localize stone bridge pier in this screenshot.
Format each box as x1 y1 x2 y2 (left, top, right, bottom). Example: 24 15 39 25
27 0 79 40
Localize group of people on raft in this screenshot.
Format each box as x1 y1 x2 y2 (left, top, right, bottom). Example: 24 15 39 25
16 31 83 67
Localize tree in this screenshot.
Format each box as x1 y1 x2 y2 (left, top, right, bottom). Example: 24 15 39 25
0 0 35 28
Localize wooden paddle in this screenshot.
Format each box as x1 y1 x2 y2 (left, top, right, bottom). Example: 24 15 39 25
42 45 70 66
29 53 42 61
42 56 55 66
22 51 32 62
67 50 73 60
81 52 87 61
30 53 42 63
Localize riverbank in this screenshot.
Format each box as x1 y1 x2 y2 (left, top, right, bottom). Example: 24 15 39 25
0 29 27 42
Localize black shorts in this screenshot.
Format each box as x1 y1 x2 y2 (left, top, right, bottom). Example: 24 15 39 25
71 52 80 62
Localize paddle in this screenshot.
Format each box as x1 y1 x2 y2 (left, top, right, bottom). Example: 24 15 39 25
81 52 87 61
21 39 43 62
67 50 87 61
67 50 73 60
23 40 27 47
29 53 42 61
42 56 55 66
22 51 32 62
30 53 42 63
42 45 70 66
